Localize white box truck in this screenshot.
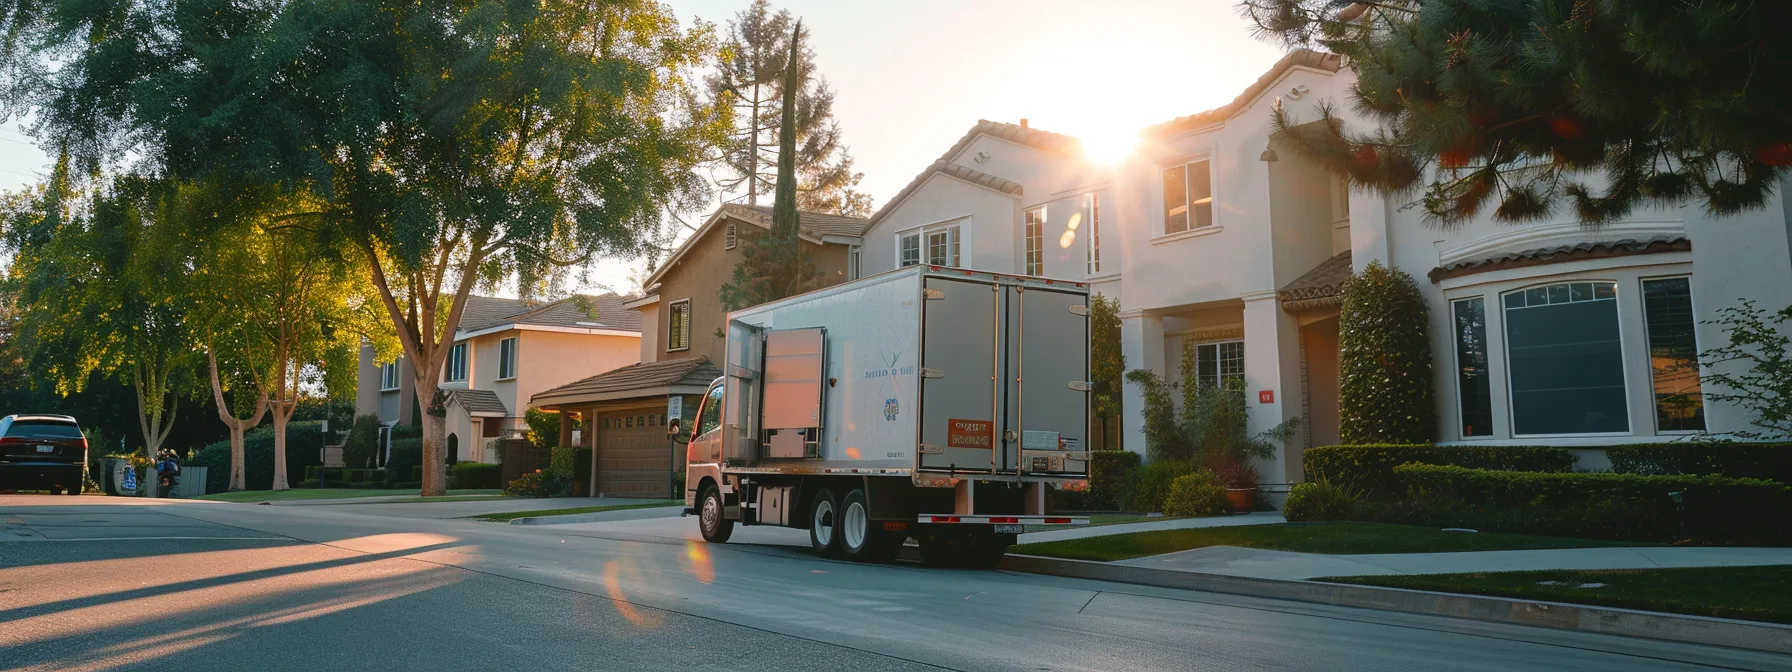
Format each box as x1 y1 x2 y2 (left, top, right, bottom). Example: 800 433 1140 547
679 266 1092 567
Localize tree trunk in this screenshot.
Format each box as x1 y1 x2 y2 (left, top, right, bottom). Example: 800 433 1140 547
420 410 447 496
208 347 268 492
270 407 289 491
228 425 248 491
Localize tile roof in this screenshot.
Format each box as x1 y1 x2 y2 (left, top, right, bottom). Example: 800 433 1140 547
1278 252 1353 312
1428 236 1691 282
531 357 722 406
455 293 642 336
1148 49 1343 137
719 203 870 238
445 388 508 416
864 120 1077 229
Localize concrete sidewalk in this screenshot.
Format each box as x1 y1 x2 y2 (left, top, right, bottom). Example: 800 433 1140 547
1116 544 1792 580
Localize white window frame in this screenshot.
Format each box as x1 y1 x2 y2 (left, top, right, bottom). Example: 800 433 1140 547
445 342 469 383
380 361 401 391
1192 340 1245 391
848 245 861 280
497 336 518 381
1085 193 1102 275
1638 274 1704 435
925 226 960 267
1161 157 1215 237
898 232 921 268
667 298 692 352
1499 280 1633 439
1449 296 1495 440
1024 206 1045 276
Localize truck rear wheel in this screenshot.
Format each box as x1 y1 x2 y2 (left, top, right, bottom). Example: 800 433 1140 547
809 488 841 556
838 488 902 563
698 483 733 543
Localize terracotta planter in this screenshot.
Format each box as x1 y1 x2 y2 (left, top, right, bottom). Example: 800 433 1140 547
1224 488 1254 512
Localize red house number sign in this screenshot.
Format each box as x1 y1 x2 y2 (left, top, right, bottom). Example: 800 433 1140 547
1258 390 1275 404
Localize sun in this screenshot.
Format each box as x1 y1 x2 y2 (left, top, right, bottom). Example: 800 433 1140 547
1078 125 1142 166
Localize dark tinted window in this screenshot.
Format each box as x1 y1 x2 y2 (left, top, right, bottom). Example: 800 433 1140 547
7 420 82 439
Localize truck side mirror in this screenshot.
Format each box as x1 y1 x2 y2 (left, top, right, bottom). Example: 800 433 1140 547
668 418 686 442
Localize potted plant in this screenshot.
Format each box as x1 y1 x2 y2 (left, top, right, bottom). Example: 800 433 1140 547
1215 462 1258 512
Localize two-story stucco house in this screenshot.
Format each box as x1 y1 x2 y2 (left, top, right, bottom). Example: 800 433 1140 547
354 293 642 463
528 204 868 497
858 49 1792 500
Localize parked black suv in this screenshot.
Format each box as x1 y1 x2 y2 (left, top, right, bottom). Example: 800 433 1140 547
0 414 88 495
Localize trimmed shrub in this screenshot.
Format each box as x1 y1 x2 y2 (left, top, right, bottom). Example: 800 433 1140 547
1338 260 1433 444
1282 479 1361 522
1087 450 1142 510
187 421 327 493
1304 444 1576 500
383 438 423 486
1119 460 1195 513
342 415 382 469
1391 464 1792 545
453 462 503 490
1163 471 1229 517
505 470 553 498
1606 442 1792 485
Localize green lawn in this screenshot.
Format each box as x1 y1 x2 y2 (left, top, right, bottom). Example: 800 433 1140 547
1010 522 1638 562
475 500 681 522
196 488 504 503
1322 566 1792 625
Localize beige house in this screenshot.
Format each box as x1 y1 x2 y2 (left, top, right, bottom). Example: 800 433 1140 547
530 203 867 497
355 294 642 463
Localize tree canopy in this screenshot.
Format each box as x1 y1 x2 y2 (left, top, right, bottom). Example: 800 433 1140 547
719 19 816 311
1239 0 1792 227
707 0 870 216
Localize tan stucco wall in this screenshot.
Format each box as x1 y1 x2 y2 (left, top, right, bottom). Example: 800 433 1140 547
515 330 641 411
652 214 854 364
636 303 660 363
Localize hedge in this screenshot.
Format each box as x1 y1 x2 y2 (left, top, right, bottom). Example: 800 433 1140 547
452 462 503 490
1606 442 1792 485
1338 261 1433 444
383 438 423 486
1305 444 1576 500
1391 464 1792 545
187 421 327 494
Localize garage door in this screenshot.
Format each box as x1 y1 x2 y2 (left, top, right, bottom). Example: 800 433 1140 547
596 410 671 498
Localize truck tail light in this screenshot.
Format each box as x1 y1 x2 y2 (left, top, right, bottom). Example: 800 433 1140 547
929 516 961 523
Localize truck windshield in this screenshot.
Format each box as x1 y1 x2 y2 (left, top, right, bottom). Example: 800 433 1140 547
6 420 82 439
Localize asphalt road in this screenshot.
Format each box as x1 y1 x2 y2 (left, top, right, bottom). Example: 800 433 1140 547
3 496 1788 672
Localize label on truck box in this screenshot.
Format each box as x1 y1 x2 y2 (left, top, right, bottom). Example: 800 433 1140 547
946 419 994 449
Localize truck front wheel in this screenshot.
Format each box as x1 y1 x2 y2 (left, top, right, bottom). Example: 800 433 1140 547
698 483 733 543
838 488 903 563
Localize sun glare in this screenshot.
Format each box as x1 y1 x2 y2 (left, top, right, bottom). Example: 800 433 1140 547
1078 126 1142 166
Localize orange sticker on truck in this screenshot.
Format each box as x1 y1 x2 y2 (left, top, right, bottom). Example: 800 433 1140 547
946 419 994 449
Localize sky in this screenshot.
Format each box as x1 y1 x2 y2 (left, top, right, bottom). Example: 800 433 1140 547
0 0 1291 296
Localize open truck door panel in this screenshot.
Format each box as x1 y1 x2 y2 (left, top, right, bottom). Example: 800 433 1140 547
683 266 1091 568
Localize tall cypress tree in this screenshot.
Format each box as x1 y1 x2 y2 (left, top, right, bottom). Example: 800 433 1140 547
719 21 817 310
1239 0 1792 227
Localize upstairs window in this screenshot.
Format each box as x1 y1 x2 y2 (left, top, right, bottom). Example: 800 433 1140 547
1024 206 1045 275
497 337 518 380
668 299 692 352
926 226 960 267
1163 159 1213 234
445 343 468 383
381 360 401 391
848 245 861 280
899 232 921 268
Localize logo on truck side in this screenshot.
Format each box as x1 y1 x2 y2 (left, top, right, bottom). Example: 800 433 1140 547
883 398 900 421
947 419 994 449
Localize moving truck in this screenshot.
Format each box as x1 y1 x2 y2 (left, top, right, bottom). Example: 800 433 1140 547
679 266 1092 567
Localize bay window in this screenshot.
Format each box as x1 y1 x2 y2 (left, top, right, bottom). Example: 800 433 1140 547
1502 281 1628 435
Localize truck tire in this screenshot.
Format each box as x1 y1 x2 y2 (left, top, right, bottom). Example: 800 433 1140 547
698 483 733 543
809 488 841 556
838 488 902 563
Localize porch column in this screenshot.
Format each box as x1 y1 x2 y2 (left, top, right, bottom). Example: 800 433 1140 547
558 411 573 449
1242 290 1304 486
1119 310 1164 461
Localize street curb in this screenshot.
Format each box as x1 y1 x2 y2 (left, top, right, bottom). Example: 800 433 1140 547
505 506 684 526
1000 554 1792 655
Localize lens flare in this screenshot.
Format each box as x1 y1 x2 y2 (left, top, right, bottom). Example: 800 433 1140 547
1059 230 1077 249
684 540 715 584
602 560 664 628
1066 212 1081 231
845 446 861 460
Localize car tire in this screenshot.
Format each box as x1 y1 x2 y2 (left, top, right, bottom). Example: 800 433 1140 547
698 483 733 544
837 489 903 563
809 488 841 556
